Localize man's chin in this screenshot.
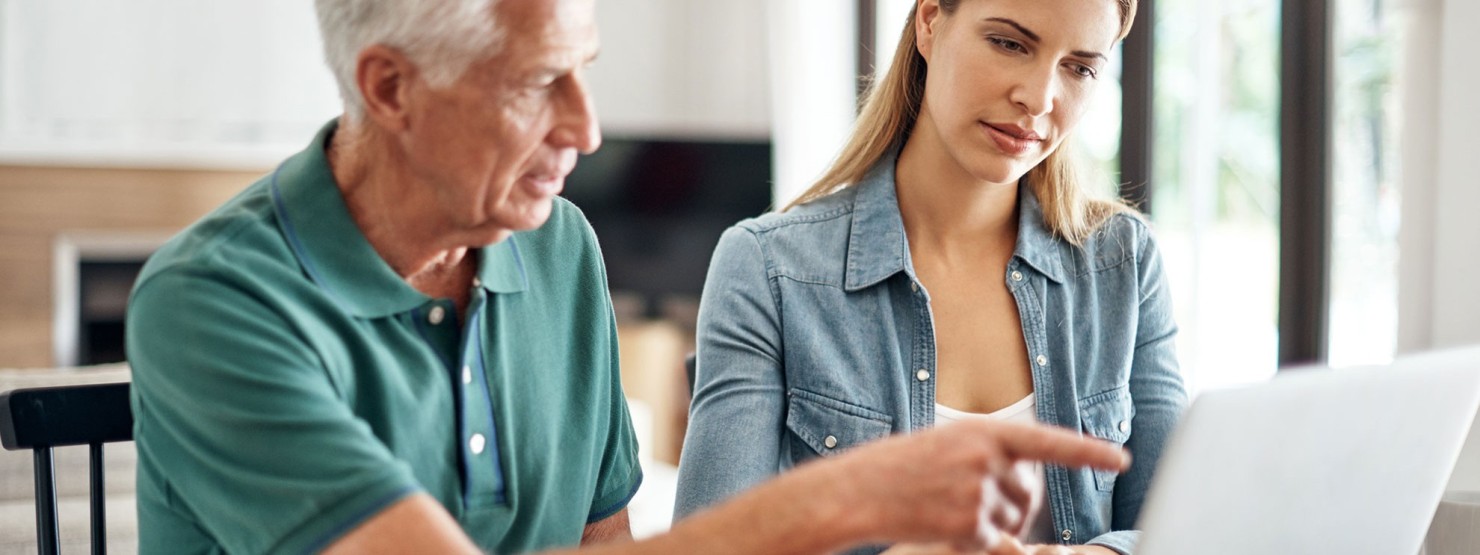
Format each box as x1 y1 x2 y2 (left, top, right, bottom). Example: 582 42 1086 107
477 201 555 242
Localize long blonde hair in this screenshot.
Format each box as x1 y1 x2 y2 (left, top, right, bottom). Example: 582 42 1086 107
784 0 1140 245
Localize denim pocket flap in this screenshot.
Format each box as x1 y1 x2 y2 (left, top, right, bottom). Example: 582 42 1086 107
1079 386 1135 444
785 388 893 457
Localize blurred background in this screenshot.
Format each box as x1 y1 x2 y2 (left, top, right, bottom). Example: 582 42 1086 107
0 0 1477 544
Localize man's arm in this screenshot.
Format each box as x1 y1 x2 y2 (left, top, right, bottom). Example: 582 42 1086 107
321 420 1125 555
323 494 481 554
579 420 1128 555
323 501 632 553
581 509 633 544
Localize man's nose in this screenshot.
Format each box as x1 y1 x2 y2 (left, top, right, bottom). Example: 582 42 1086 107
552 70 602 154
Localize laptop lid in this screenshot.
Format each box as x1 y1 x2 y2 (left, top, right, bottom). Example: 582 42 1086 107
1136 347 1480 555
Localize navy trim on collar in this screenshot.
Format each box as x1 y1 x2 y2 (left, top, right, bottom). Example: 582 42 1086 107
477 236 528 294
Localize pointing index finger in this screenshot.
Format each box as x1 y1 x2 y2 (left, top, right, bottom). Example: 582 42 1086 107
975 421 1131 471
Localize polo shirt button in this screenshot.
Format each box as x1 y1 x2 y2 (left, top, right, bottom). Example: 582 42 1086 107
462 366 472 384
916 369 931 381
824 435 838 449
1119 420 1131 433
428 306 446 325
1036 355 1048 366
469 433 486 454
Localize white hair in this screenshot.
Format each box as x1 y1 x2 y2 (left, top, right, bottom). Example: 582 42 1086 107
314 0 505 121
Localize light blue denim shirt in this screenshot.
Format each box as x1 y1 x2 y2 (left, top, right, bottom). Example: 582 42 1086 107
674 156 1188 554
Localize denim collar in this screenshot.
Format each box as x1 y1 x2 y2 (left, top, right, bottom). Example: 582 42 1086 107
1013 183 1069 284
842 154 1066 292
270 119 528 319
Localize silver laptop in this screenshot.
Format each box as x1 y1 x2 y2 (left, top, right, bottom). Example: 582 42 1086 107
1135 347 1480 555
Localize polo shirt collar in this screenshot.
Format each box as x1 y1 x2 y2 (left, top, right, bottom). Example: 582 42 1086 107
843 156 914 292
271 120 527 319
1013 182 1068 284
477 237 529 294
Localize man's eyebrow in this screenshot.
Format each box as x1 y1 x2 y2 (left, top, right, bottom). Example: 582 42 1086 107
984 17 1108 61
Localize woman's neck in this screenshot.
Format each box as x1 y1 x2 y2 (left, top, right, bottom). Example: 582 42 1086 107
894 128 1020 264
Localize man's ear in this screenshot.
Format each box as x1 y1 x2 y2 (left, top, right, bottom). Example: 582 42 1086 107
355 45 417 132
916 0 941 63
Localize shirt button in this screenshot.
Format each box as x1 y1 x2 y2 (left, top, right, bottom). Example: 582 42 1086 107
462 366 473 384
1061 529 1073 541
910 282 919 292
1036 355 1048 366
428 306 446 325
916 369 931 381
1119 420 1131 433
824 435 838 449
1011 271 1024 282
469 433 486 454
472 277 482 288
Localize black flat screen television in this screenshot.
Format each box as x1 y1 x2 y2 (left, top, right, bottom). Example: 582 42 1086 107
561 137 773 315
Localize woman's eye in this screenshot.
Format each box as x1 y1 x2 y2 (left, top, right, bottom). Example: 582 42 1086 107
1070 64 1098 79
988 36 1027 54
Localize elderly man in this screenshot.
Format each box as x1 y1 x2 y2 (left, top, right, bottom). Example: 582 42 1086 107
125 0 1126 553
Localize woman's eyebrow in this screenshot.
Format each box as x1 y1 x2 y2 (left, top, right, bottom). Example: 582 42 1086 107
983 17 1040 42
983 16 1108 61
1073 50 1109 62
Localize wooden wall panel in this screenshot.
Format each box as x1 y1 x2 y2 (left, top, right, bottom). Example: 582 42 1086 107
0 164 264 368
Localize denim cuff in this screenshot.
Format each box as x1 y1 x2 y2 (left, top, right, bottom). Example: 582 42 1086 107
1086 529 1141 555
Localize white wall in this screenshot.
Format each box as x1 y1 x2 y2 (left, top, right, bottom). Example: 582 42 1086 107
0 0 774 167
0 0 339 168
588 0 770 139
766 0 859 206
1399 0 1480 353
1399 0 1480 493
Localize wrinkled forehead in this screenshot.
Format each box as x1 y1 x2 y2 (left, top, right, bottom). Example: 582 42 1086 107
494 0 599 63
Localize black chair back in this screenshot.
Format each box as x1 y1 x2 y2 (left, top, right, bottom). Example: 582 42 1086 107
684 352 697 397
0 382 133 555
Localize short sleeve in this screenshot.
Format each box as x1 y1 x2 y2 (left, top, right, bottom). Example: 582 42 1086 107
127 268 420 554
577 217 643 523
585 309 642 522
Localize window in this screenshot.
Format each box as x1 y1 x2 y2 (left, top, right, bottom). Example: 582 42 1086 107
1328 0 1404 367
1151 0 1282 392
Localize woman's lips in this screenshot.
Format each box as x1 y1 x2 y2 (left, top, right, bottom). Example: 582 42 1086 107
981 122 1041 157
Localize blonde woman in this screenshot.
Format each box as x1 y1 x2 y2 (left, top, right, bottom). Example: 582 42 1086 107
674 0 1186 553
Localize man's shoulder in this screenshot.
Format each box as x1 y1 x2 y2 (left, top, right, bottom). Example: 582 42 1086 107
525 195 598 244
134 177 297 297
510 196 604 269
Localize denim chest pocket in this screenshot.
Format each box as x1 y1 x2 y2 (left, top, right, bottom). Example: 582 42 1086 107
1079 386 1136 492
785 388 894 459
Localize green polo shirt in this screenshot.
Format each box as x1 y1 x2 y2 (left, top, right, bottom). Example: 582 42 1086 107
126 120 641 554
